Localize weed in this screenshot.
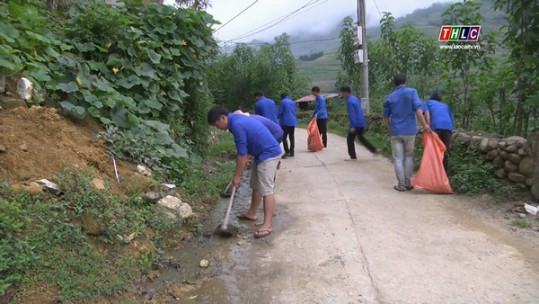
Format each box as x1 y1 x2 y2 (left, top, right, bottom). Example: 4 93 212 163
512 218 532 228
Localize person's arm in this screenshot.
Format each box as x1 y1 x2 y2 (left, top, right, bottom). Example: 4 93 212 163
383 98 391 133
415 108 431 132
254 102 261 116
232 154 249 188
347 99 357 132
277 102 284 121
312 96 319 117
424 110 431 126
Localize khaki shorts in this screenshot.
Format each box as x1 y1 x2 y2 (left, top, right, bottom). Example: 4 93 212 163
250 156 279 196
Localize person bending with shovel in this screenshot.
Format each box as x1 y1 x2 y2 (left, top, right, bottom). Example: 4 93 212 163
208 105 281 239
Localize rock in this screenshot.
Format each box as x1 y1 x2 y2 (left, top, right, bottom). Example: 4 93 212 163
19 143 28 152
36 178 62 195
0 144 6 153
17 77 33 100
178 203 193 219
486 149 498 160
495 168 507 178
157 196 193 219
524 203 539 215
526 178 533 186
199 259 210 268
504 160 519 172
505 144 519 153
237 240 246 246
143 288 156 301
470 136 482 149
518 148 528 156
497 141 506 149
81 212 103 235
508 172 526 183
520 156 533 176
518 213 526 219
479 138 490 152
457 133 471 145
91 178 105 190
157 195 182 210
499 151 508 160
505 136 526 145
487 139 498 150
137 164 152 177
0 75 5 93
493 156 504 168
507 153 521 164
142 191 160 202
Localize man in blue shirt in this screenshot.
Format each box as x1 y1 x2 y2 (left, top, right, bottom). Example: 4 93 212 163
341 85 379 160
254 91 278 124
312 86 328 148
383 74 431 192
278 93 298 158
234 110 284 143
423 91 453 172
208 105 281 238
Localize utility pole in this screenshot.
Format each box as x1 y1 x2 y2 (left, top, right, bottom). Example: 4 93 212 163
357 0 369 113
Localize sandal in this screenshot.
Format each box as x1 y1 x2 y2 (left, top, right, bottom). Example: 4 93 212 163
254 229 272 238
393 185 406 192
237 213 257 221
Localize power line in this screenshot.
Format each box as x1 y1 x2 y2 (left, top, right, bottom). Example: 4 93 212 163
371 0 383 18
214 0 259 32
226 0 323 42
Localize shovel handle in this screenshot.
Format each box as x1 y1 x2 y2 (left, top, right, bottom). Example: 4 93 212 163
221 186 236 230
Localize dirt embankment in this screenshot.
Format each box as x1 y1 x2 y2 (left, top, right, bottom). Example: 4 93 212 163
0 104 145 193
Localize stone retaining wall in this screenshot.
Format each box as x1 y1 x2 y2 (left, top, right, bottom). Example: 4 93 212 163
452 131 539 199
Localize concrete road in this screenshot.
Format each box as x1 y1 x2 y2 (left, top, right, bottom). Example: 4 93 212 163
222 129 539 304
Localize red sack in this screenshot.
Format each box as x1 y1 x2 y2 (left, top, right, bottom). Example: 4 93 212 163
307 117 324 151
411 132 452 194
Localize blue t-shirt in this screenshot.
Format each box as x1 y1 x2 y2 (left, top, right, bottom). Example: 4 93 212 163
346 94 366 128
228 113 281 164
254 97 278 123
422 99 453 131
383 85 422 136
312 95 328 119
277 97 298 127
250 114 284 141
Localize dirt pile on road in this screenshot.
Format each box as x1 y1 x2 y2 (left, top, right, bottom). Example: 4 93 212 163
0 105 136 186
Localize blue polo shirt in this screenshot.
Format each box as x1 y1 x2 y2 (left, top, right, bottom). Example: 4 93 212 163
312 95 328 119
228 113 281 164
383 85 422 136
345 94 366 128
422 99 453 131
250 114 284 141
278 97 298 127
254 97 278 123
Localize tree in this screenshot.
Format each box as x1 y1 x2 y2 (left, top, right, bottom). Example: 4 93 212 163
439 0 496 129
337 16 359 93
493 0 539 136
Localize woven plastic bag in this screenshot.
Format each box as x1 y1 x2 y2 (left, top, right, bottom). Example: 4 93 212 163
411 132 452 194
307 117 324 152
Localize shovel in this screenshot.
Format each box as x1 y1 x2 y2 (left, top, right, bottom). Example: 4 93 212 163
215 185 237 237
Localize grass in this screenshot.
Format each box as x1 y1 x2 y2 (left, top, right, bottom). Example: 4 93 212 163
297 50 340 92
0 133 237 302
512 218 533 229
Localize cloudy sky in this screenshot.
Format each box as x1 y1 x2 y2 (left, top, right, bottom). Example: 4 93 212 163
165 0 453 43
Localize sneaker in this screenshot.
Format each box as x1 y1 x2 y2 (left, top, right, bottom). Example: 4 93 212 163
281 153 290 159
345 157 358 162
288 153 295 157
